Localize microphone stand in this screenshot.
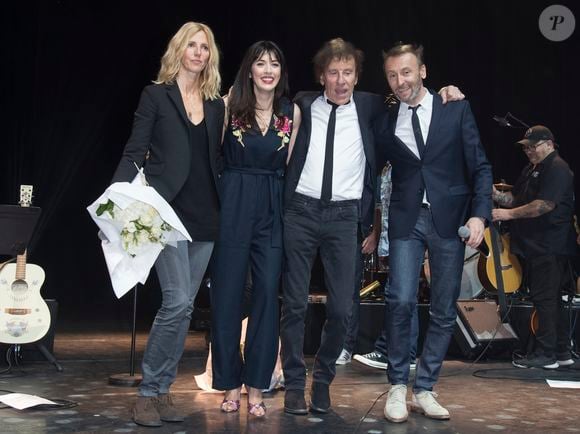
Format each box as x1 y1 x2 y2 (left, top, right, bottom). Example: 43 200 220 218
492 112 530 129
108 284 142 387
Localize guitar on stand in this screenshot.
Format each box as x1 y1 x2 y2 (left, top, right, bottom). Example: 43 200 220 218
0 186 61 371
0 251 50 343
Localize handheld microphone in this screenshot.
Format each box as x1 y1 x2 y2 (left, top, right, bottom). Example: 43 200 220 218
457 226 489 257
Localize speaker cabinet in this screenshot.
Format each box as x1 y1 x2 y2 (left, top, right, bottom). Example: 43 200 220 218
452 300 518 357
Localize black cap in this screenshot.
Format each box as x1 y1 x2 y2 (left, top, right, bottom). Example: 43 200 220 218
516 125 555 147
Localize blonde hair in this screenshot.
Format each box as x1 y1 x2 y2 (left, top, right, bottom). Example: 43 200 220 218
154 22 221 100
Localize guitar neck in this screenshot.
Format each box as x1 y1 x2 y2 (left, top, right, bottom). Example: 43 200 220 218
15 251 27 280
14 184 33 281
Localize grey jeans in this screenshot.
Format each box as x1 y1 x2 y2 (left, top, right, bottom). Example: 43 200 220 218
139 240 214 397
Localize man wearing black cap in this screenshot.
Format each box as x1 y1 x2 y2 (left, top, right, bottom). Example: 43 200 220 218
492 125 576 369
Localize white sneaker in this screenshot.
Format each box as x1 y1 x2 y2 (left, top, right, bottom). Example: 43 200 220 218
335 349 352 365
384 384 408 423
557 358 574 367
410 390 450 420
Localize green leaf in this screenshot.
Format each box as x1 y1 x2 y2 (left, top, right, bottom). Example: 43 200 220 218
96 200 115 218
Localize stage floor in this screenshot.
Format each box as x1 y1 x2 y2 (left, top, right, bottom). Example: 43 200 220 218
1 328 580 434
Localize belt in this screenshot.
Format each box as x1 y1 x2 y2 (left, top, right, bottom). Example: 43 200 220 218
225 166 284 248
293 192 360 207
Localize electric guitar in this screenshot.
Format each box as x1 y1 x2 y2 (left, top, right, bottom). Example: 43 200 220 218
0 186 50 344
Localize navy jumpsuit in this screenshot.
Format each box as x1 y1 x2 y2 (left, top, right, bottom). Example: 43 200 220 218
211 101 293 390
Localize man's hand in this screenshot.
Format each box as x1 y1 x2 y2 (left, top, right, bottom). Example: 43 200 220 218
492 208 513 222
439 85 465 104
361 230 379 254
464 217 485 248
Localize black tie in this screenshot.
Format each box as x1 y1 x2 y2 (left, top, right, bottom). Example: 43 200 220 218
321 100 339 202
409 105 425 158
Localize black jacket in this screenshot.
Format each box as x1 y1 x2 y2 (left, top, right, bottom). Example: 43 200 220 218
112 83 225 203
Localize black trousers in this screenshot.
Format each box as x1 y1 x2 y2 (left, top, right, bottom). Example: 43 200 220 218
343 230 363 353
525 255 573 359
280 193 359 390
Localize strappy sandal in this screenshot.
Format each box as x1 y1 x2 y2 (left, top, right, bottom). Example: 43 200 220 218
247 401 266 418
220 399 240 413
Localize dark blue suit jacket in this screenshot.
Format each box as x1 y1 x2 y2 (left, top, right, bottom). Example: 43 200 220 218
375 92 492 239
285 91 384 232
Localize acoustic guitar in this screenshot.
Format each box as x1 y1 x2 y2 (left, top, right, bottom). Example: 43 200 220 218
477 226 522 294
0 186 50 344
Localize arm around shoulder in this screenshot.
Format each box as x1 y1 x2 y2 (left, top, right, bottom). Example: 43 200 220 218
287 103 302 163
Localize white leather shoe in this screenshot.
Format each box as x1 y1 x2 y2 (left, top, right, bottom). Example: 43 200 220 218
411 390 450 420
384 384 408 423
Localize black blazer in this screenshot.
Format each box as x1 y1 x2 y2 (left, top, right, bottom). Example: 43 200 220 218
285 91 384 232
112 83 225 203
375 91 492 239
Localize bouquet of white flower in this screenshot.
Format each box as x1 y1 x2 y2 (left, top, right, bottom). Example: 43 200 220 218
96 199 172 257
87 169 191 298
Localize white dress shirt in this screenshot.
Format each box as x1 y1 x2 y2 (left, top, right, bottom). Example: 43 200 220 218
395 90 433 203
296 94 365 201
395 90 433 158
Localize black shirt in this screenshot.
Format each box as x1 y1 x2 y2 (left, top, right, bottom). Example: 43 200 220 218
510 151 576 258
171 119 220 241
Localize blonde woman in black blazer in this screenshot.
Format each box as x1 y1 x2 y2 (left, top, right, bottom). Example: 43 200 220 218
111 22 224 428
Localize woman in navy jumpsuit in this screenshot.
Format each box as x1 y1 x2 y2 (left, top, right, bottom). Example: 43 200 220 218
211 41 301 417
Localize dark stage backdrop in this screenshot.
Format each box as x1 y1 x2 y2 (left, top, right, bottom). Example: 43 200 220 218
1 0 577 328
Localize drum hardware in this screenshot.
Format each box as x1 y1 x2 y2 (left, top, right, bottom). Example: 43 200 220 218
308 293 327 304
362 251 388 297
360 280 381 299
493 182 513 192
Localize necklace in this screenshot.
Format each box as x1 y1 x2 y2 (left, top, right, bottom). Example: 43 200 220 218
178 84 199 121
255 109 272 134
184 93 195 120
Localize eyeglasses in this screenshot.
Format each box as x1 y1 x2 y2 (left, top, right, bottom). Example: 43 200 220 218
522 140 547 152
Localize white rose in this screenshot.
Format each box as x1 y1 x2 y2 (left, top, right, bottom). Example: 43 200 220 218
150 225 162 240
137 230 149 244
140 213 153 226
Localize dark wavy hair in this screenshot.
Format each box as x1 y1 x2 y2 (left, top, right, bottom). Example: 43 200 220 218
229 40 290 128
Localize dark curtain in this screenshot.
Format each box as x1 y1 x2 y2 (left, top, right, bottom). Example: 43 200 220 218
1 0 577 328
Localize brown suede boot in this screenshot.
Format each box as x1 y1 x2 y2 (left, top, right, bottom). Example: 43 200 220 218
156 393 185 422
132 396 162 427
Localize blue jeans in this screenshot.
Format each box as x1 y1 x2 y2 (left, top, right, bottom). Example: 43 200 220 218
344 268 419 361
386 207 463 392
139 240 214 397
375 281 419 360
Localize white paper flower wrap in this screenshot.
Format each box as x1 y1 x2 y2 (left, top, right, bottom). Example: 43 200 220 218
87 169 191 298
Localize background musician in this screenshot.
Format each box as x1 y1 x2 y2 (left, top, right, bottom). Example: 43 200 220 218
492 125 577 369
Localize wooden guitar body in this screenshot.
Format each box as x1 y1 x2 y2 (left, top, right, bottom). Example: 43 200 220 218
477 227 522 294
